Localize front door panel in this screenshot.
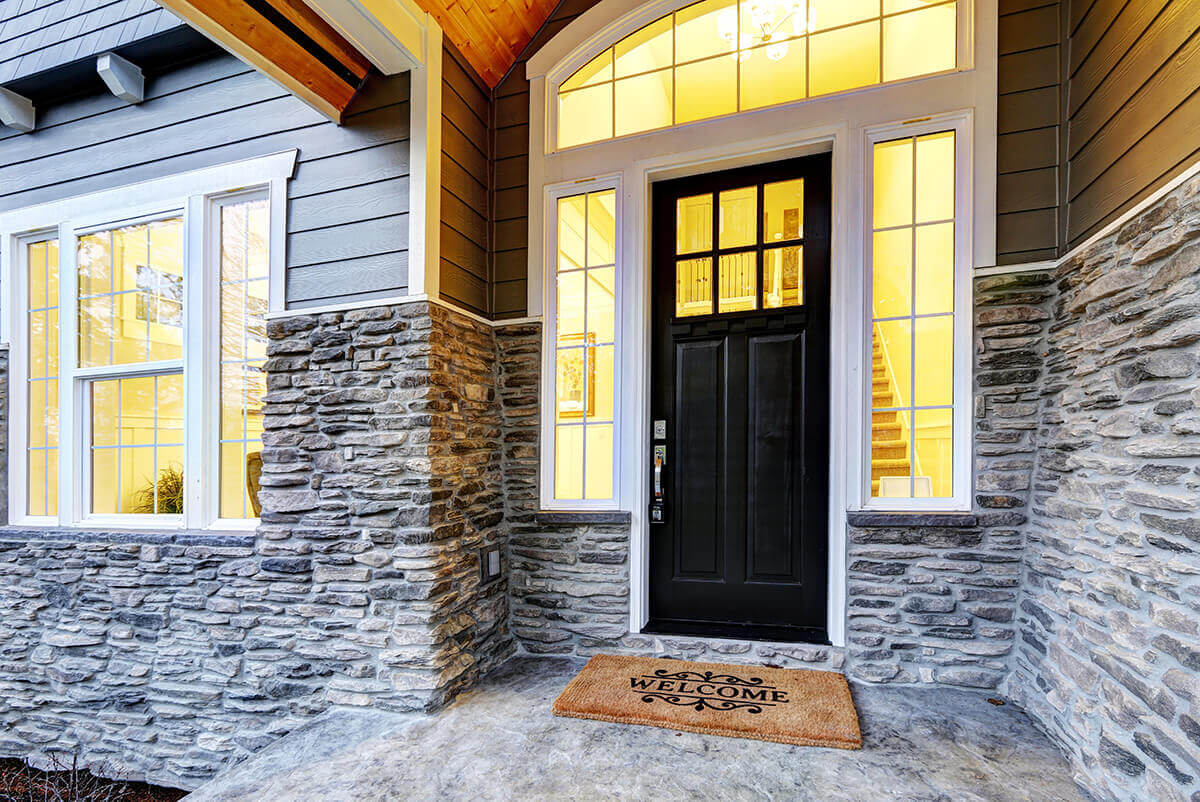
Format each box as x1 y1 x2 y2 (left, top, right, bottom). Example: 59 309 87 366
649 154 831 643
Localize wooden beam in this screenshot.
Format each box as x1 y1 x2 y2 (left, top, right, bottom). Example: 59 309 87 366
155 0 370 121
0 87 35 133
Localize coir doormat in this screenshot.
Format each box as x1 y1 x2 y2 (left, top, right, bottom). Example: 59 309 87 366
552 654 861 749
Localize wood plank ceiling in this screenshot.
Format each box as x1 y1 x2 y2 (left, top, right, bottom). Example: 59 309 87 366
417 0 562 86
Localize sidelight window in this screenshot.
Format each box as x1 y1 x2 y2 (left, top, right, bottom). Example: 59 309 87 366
548 188 619 504
867 126 965 505
556 0 959 149
6 155 291 529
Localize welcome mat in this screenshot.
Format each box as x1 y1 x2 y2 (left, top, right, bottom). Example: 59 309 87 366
552 654 862 749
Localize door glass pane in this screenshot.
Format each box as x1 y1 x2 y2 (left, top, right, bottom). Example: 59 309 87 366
883 3 956 83
558 194 588 270
587 192 617 266
676 257 713 316
873 320 911 409
763 178 803 242
719 186 757 249
614 69 673 136
584 424 614 499
587 268 616 343
676 55 737 125
764 246 802 308
718 251 757 312
677 194 713 254
554 426 584 499
809 20 879 96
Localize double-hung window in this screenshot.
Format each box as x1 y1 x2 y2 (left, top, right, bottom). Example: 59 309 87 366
5 153 293 529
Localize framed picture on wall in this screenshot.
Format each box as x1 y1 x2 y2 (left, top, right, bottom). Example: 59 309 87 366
557 332 597 419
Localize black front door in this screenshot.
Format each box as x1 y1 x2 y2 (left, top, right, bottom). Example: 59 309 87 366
648 154 831 644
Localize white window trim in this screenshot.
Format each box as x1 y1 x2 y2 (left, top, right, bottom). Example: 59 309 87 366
524 0 996 646
539 174 624 511
532 0 976 155
2 150 296 532
861 112 974 513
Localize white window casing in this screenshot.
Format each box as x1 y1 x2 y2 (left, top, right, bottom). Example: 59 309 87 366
1 150 296 531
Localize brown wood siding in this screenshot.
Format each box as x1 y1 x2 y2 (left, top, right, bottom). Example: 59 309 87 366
440 42 492 315
1064 0 1200 247
995 0 1063 265
489 0 602 318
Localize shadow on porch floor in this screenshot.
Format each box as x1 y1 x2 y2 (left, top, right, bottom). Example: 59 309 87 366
185 656 1083 801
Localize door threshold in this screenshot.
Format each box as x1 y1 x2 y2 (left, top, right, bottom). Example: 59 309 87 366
643 618 830 646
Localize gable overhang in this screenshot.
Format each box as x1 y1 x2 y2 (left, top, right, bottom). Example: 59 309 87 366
154 0 372 122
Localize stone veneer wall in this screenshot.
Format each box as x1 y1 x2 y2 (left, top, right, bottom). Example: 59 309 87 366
0 301 511 789
844 270 1054 689
1009 174 1200 801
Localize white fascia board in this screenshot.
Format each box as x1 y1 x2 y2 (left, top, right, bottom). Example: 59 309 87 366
305 0 427 75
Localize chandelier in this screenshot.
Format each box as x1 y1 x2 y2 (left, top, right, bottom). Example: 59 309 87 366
716 0 814 62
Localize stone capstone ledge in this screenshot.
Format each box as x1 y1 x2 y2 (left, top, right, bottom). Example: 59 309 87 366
535 511 632 525
0 528 256 548
846 512 979 528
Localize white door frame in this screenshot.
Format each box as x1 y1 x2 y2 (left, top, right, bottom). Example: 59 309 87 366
526 1 998 649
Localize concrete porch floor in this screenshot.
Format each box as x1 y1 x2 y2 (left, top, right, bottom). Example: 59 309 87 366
186 656 1084 801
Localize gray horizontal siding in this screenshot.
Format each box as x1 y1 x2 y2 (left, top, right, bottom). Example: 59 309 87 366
0 52 411 308
0 0 184 83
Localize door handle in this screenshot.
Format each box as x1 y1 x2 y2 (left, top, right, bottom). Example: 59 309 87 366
653 445 666 500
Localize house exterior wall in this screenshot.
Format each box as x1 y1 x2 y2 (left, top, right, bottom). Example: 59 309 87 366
0 52 411 309
995 0 1062 265
439 43 491 316
1063 0 1200 249
1010 172 1200 802
0 300 511 789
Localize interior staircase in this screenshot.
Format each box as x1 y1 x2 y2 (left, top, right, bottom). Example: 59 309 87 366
871 335 913 496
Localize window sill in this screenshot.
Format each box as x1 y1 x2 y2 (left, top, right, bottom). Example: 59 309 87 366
846 511 978 528
0 527 256 547
536 510 632 525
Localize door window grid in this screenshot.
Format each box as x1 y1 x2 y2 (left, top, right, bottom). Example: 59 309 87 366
869 130 955 500
26 238 59 517
218 198 270 519
557 0 958 148
675 178 804 318
553 189 617 502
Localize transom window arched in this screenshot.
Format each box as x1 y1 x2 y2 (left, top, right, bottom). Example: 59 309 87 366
557 0 958 149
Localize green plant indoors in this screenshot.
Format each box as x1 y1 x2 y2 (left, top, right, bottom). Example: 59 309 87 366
131 464 185 514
